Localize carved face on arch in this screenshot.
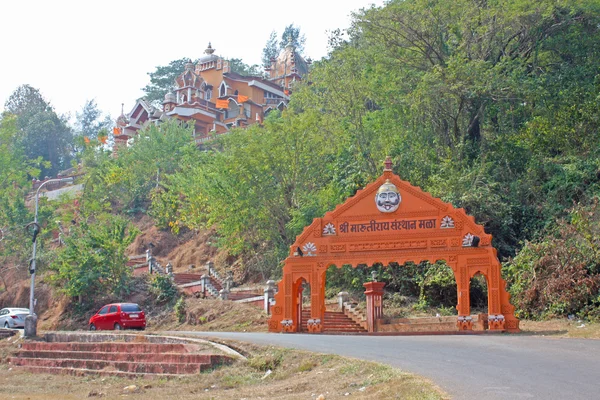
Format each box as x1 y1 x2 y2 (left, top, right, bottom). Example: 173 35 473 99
375 180 401 213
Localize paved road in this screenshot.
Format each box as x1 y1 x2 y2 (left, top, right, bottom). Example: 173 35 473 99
166 331 600 399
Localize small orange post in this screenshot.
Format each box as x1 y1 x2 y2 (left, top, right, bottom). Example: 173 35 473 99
364 282 386 333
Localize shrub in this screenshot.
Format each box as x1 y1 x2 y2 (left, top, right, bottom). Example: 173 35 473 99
504 202 600 320
150 275 178 304
174 297 187 323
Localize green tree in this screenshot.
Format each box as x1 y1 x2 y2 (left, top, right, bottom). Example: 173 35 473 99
75 99 112 140
142 58 189 105
82 119 197 215
228 58 262 76
0 115 34 291
48 213 139 301
261 30 279 67
4 84 73 177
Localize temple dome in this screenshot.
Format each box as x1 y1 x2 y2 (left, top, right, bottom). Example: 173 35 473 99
198 42 218 63
163 92 176 104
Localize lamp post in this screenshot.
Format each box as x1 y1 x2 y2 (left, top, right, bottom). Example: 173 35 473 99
25 177 73 338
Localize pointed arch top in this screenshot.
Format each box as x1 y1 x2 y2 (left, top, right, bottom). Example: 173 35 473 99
289 157 491 263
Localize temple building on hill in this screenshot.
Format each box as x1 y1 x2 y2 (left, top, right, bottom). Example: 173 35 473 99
114 41 310 147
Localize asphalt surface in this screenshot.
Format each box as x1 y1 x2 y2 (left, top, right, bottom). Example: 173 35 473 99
165 331 600 400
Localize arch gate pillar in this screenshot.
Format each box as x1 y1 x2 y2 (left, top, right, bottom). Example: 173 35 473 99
364 281 386 333
455 259 473 331
307 264 327 333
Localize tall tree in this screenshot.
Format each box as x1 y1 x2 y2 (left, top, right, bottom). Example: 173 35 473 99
3 85 73 177
142 58 189 105
262 25 307 68
75 99 112 140
228 58 262 76
0 115 34 292
4 85 48 116
262 30 279 67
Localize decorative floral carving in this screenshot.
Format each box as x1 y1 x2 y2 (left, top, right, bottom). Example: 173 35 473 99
268 321 280 330
322 222 336 235
302 242 317 256
440 216 455 229
462 233 475 247
450 238 461 247
272 306 282 315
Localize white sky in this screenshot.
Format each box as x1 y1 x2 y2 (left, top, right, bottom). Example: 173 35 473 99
0 0 384 121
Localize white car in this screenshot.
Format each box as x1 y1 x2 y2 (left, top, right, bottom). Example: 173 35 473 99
0 308 31 329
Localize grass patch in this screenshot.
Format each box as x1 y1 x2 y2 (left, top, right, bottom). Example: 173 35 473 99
519 319 600 339
0 338 447 400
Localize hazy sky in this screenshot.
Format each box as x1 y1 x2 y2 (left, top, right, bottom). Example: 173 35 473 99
1 0 384 121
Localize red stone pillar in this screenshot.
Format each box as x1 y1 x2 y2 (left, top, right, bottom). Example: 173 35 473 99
363 282 385 333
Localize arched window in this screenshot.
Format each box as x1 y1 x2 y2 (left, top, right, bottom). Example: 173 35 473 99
219 81 227 97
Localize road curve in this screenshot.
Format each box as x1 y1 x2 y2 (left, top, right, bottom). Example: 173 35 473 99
165 331 600 400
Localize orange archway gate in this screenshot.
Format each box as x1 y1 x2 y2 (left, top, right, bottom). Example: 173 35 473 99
268 158 520 333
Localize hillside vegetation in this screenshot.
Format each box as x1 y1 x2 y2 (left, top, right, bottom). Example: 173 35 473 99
1 0 600 322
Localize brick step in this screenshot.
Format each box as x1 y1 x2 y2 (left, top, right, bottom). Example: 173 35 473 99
208 276 222 291
173 274 203 285
11 365 182 378
21 342 192 354
15 350 226 364
301 320 365 326
303 316 360 321
301 326 366 331
301 309 366 332
10 357 209 375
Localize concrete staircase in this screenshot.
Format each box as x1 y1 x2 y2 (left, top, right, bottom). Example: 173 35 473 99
10 340 231 377
301 309 367 333
174 274 222 297
342 302 369 331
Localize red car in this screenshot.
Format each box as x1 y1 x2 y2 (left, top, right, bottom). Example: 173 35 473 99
89 303 146 331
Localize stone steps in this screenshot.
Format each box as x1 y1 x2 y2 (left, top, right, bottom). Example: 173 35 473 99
11 339 232 377
15 350 225 364
10 357 209 374
21 341 190 353
173 273 203 285
300 310 367 333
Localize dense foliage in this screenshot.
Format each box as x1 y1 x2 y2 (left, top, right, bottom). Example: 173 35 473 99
48 213 139 301
1 0 600 320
